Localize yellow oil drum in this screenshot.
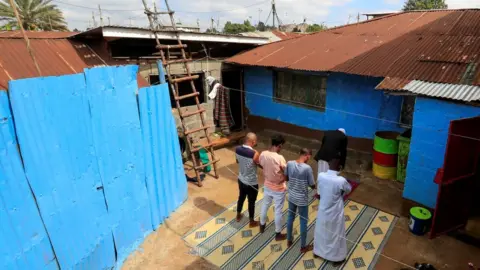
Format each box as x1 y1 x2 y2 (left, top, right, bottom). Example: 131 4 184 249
372 163 397 180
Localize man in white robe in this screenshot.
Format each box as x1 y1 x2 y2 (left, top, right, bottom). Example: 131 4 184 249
313 158 352 263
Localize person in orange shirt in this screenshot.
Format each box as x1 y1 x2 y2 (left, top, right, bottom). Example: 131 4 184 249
259 134 287 241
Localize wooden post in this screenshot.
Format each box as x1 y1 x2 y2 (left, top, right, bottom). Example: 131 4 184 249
8 0 42 76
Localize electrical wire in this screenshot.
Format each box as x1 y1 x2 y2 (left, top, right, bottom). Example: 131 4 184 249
52 0 269 14
146 53 480 143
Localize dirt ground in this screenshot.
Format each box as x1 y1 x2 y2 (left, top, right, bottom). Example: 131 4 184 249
122 143 480 270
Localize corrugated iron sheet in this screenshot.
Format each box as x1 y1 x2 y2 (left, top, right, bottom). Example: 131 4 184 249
0 30 77 38
402 80 480 101
0 38 149 90
227 9 480 86
0 90 57 270
376 77 412 90
0 39 105 90
138 82 188 228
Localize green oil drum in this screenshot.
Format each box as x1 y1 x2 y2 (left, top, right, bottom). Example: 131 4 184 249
373 131 400 154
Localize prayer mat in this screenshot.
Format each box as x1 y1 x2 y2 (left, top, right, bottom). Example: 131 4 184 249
183 188 397 270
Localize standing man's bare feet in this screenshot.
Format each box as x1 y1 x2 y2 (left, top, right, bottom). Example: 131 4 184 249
236 213 243 222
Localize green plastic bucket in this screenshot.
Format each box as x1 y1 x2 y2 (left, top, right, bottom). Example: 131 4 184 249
409 207 432 236
199 148 211 173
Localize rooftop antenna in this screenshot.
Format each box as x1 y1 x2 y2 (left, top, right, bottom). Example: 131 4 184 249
265 0 283 29
92 11 97 27
98 5 103 26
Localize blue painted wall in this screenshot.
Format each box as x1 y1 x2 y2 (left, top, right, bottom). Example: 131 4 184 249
9 74 116 269
403 97 480 208
138 83 188 228
4 65 187 269
244 67 404 139
84 66 153 268
0 91 57 270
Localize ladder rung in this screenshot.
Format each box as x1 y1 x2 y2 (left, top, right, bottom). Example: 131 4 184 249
164 58 193 65
181 108 206 118
191 142 216 153
195 159 220 170
157 44 187 50
171 75 199 84
184 125 214 136
175 92 199 101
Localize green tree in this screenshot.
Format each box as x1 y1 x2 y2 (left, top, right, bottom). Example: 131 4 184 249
223 20 256 35
402 0 447 11
306 23 327 33
0 0 68 31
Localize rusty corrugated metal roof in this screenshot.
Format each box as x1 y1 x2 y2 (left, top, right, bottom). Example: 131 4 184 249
0 30 77 39
271 31 304 40
0 39 105 90
227 9 480 86
0 37 149 90
376 77 412 90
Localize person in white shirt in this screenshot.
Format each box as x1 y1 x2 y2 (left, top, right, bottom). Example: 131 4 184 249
313 158 352 263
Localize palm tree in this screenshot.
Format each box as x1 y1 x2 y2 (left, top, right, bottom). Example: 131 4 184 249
0 0 68 31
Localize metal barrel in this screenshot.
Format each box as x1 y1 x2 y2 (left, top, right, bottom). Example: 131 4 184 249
373 131 400 180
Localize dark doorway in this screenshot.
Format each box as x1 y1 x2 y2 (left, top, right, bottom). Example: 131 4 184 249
150 73 205 108
431 116 480 240
221 68 244 131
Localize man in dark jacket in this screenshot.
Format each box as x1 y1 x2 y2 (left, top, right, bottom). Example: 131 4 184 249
314 128 348 174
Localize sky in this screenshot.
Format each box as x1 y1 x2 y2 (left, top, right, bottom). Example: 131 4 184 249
54 0 480 31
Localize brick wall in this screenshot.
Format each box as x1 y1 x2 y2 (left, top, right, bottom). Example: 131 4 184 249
172 102 215 141
138 60 224 141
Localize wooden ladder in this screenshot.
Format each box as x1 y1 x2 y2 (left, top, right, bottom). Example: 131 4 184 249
141 0 219 186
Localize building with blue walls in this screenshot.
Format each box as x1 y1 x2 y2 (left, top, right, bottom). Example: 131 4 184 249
244 67 404 140
403 96 480 209
225 9 480 221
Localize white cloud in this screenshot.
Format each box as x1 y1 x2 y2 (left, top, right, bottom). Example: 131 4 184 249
446 0 480 8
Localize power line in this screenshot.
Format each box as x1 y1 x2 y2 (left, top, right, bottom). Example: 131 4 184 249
52 0 269 13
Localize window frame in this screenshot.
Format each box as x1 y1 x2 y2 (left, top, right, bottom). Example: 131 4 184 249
399 95 416 128
272 70 328 112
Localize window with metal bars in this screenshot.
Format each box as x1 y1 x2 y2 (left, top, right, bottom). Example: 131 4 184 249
273 71 327 112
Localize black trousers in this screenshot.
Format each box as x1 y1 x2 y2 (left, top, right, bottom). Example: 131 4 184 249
237 180 259 219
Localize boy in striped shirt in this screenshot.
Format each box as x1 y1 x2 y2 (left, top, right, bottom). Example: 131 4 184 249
285 148 316 253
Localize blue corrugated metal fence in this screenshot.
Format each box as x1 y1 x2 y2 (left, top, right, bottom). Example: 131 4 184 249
1 65 187 269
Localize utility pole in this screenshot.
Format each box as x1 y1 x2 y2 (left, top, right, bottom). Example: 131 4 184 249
357 12 360 23
92 11 97 27
258 8 262 25
272 0 275 28
211 17 214 32
98 5 103 26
